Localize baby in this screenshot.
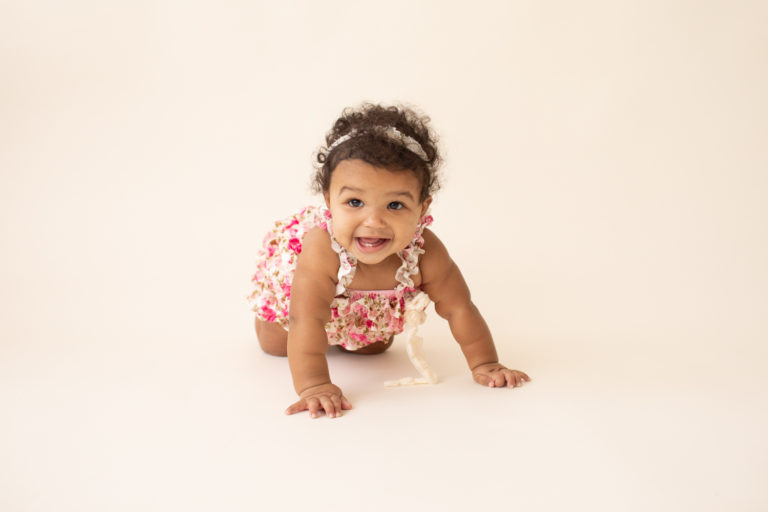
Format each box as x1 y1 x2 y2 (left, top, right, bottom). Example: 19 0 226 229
248 103 530 418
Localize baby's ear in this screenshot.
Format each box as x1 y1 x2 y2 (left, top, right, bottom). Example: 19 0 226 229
420 196 432 217
323 191 331 208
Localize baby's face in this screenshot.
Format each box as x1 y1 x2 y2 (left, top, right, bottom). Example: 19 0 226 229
324 159 431 266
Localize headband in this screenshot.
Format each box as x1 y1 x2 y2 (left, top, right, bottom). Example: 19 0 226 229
327 126 429 161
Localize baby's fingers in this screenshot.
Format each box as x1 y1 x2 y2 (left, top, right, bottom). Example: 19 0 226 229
475 369 506 388
509 370 531 388
307 397 322 419
284 399 307 416
473 369 531 388
473 372 493 387
506 371 523 388
491 371 507 388
319 395 338 419
326 394 353 417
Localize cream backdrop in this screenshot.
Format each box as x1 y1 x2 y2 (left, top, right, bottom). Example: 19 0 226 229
2 1 766 511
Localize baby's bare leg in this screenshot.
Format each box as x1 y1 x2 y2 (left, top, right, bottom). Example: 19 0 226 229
255 317 288 357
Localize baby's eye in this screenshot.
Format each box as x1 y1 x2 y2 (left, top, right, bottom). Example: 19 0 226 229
347 199 363 208
388 201 404 210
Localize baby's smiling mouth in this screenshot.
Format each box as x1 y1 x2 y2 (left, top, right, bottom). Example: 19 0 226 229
355 237 390 251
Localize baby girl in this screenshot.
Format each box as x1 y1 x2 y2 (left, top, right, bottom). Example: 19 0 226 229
248 103 529 418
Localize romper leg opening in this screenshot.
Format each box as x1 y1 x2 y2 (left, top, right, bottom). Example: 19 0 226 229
336 336 394 355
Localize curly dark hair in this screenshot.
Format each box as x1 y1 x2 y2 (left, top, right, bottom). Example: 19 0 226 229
313 103 441 203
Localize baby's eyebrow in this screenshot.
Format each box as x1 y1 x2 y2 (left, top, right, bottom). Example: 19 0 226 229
338 186 415 201
390 191 416 201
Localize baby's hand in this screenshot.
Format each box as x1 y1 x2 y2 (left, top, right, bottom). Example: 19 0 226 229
285 383 353 419
472 363 530 388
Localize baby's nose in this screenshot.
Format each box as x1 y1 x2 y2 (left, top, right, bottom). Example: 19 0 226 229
362 210 386 227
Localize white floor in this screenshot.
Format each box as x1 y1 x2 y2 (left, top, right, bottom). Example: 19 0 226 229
2 294 766 511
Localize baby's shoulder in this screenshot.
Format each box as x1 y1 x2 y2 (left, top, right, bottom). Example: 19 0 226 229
419 228 452 272
301 226 335 255
297 227 339 274
421 228 447 255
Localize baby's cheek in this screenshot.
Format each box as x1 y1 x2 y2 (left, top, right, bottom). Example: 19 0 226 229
395 237 412 252
331 222 352 241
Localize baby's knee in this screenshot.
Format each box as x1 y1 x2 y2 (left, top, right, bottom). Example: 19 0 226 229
255 318 288 357
259 338 288 357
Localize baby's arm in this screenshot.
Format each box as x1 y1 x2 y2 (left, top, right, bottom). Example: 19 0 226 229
420 230 530 388
284 228 352 418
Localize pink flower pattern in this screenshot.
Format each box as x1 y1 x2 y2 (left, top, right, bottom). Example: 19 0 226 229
247 205 433 350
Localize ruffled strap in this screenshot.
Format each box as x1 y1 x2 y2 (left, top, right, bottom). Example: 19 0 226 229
394 212 434 290
324 208 433 296
323 208 357 296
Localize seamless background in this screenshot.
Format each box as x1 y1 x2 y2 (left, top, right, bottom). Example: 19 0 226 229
2 1 767 511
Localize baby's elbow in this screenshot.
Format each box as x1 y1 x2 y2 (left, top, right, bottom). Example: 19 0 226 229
435 300 477 323
434 301 452 321
288 312 329 329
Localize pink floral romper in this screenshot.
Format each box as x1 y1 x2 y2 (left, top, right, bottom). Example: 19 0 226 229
247 206 434 351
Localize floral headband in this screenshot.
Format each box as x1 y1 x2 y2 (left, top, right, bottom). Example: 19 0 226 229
326 126 429 161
